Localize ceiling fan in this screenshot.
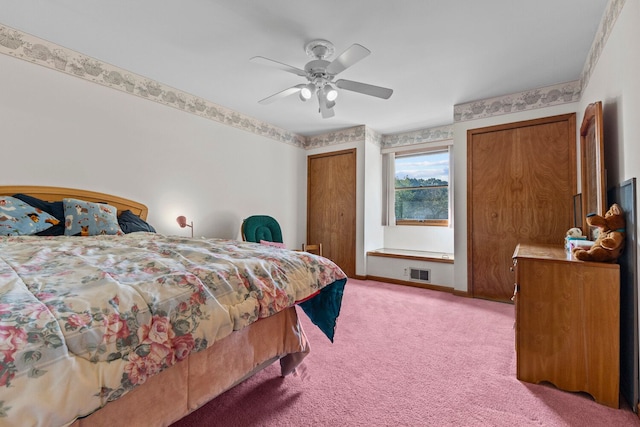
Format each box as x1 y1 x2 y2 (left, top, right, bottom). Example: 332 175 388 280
250 39 393 118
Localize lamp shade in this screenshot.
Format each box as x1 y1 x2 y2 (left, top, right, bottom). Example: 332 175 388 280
176 215 193 237
176 216 188 227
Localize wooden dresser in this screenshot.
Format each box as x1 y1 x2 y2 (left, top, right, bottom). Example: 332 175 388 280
512 243 620 408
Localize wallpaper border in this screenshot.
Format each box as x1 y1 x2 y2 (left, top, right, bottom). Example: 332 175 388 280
382 125 454 148
579 0 625 91
0 0 623 150
304 126 367 149
453 80 581 123
0 24 306 148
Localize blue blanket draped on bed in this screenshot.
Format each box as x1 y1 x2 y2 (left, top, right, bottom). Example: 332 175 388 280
298 277 347 342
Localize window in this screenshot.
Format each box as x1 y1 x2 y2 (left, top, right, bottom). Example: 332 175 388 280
394 150 450 226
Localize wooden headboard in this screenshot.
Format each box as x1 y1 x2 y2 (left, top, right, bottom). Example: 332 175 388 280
0 186 149 220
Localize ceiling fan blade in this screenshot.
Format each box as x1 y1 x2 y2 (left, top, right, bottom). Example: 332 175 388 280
258 84 305 104
335 79 393 99
326 44 370 75
250 56 307 77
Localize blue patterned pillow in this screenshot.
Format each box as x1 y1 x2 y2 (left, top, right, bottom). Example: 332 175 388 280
63 198 123 236
12 193 66 236
0 196 61 236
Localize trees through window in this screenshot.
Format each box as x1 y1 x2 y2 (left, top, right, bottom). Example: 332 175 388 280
394 150 450 226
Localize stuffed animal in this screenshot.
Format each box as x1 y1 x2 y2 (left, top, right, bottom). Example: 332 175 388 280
566 227 583 238
572 203 625 263
564 227 587 252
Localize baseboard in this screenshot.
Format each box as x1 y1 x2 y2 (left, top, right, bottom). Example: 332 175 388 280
350 275 471 298
452 289 471 298
366 275 452 293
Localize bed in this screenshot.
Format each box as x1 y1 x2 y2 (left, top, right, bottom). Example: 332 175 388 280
0 186 347 427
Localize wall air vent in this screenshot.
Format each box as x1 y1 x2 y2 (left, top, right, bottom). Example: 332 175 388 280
409 268 430 282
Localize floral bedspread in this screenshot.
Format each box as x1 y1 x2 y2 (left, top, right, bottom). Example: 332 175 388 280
0 233 346 426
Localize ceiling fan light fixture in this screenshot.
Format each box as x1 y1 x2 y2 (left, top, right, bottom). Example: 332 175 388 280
324 84 338 102
299 83 315 101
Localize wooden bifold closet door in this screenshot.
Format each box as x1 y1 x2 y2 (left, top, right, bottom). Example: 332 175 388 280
468 114 576 302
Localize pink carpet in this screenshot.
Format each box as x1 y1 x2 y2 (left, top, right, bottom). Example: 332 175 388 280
172 278 640 426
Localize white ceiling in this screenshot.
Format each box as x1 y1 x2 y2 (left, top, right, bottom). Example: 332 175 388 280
0 0 609 137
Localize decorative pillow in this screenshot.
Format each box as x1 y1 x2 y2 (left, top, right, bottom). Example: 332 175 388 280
12 193 65 220
63 198 123 236
12 194 66 236
0 196 61 236
118 210 156 234
260 240 286 249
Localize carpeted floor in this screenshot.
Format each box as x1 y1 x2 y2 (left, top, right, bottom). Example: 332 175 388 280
172 278 640 426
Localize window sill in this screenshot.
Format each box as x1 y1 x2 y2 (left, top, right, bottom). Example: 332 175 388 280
367 248 454 264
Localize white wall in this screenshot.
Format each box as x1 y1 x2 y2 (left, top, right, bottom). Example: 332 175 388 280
1 53 306 248
579 0 640 196
384 225 454 253
577 0 640 399
366 256 454 288
362 137 385 270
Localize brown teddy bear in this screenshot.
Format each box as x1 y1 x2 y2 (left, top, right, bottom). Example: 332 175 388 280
572 203 625 263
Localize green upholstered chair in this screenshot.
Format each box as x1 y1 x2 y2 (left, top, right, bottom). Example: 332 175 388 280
241 215 283 243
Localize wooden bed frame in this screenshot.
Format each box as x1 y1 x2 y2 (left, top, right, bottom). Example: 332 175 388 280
0 185 149 220
0 186 309 426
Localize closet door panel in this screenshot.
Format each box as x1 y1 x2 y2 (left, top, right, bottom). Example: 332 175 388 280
516 121 576 242
469 129 518 301
307 149 356 277
468 114 576 301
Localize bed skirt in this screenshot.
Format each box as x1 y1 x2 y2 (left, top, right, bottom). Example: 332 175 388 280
70 306 309 427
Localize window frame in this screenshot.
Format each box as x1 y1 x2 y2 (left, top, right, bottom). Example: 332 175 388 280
384 142 453 227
